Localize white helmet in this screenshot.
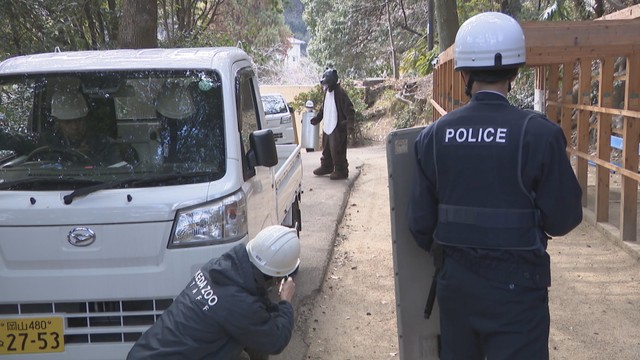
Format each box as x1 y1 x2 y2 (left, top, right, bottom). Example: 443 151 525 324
246 225 301 277
51 90 88 120
305 100 314 108
156 83 195 119
454 12 526 71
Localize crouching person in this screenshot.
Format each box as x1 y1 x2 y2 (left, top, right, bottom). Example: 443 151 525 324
127 225 301 360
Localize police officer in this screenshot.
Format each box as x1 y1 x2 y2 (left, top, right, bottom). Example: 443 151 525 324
408 12 583 360
127 225 300 360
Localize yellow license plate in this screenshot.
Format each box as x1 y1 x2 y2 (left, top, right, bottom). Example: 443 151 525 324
0 317 64 354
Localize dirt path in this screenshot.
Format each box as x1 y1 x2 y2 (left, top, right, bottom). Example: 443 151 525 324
303 143 640 360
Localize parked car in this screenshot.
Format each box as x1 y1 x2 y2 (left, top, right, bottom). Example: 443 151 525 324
261 93 295 144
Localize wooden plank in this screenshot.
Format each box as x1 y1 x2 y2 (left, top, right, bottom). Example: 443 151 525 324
435 18 640 66
430 98 447 118
569 148 640 182
596 57 614 222
522 20 640 48
621 55 640 241
546 101 640 119
527 46 640 66
596 4 640 20
576 59 592 205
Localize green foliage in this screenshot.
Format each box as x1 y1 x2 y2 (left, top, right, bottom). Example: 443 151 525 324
508 68 535 109
400 42 439 77
538 1 572 20
0 0 288 66
160 0 290 66
392 101 431 129
393 106 417 129
302 0 427 78
457 0 499 23
0 0 120 59
292 85 325 111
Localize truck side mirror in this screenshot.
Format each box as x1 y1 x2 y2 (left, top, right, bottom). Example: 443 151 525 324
248 129 278 168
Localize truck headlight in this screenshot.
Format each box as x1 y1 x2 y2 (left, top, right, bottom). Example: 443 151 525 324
280 114 292 124
169 190 248 248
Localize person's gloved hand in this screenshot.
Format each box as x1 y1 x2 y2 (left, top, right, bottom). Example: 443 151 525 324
310 117 321 126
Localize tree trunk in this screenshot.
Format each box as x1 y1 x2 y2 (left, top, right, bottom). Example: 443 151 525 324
427 0 434 51
594 0 604 18
501 0 522 19
119 0 158 49
386 0 399 79
434 0 459 53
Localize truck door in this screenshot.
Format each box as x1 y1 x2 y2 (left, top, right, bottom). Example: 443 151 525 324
235 66 277 238
387 127 440 359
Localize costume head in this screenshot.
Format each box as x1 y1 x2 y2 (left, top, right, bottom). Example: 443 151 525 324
320 68 339 92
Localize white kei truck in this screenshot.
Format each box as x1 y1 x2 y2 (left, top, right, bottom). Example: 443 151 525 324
0 47 303 359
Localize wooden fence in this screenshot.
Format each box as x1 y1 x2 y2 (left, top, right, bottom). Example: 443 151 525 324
430 5 640 247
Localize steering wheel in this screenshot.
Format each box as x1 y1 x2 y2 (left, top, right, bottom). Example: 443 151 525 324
26 146 92 165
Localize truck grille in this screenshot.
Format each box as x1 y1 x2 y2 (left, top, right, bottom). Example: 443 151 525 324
0 299 173 344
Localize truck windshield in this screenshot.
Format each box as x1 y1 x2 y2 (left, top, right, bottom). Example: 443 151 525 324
0 70 225 190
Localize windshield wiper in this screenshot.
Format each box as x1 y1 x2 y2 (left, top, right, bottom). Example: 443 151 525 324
63 171 215 204
0 177 102 191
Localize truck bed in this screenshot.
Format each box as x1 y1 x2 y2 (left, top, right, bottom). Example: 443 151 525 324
274 143 303 227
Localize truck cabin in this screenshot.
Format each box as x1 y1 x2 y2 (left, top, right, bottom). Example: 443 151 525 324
0 71 226 190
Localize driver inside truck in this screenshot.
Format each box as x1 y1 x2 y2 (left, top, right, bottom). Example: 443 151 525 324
43 88 124 166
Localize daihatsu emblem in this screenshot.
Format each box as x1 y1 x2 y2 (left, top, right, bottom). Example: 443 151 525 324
68 227 96 247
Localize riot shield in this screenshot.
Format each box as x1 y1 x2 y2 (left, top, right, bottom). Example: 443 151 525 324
386 127 440 359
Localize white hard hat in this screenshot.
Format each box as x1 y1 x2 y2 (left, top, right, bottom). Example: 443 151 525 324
51 90 88 120
454 12 526 71
305 100 314 108
246 225 301 277
156 83 195 119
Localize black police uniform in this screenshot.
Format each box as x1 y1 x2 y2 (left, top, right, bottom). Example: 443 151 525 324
127 244 294 360
408 91 583 360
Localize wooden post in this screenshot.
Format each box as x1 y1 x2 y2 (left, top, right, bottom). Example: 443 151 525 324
621 55 640 241
547 65 560 124
452 68 462 111
561 62 574 143
433 66 440 121
596 57 614 222
576 59 592 205
534 66 546 113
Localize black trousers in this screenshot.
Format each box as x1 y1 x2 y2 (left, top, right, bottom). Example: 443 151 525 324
437 257 550 360
320 127 348 173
